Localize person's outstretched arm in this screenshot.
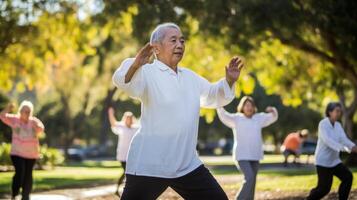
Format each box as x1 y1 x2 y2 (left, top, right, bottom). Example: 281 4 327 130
338 123 357 153
112 43 153 99
260 106 278 127
216 107 236 128
199 56 244 108
0 103 15 127
32 116 45 135
108 107 118 127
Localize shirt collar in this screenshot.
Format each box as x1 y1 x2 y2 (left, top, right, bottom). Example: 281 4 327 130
154 59 183 73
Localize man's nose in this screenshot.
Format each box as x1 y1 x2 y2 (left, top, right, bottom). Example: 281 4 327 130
176 42 183 48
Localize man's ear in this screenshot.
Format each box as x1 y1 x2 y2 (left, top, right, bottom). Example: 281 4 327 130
152 43 160 55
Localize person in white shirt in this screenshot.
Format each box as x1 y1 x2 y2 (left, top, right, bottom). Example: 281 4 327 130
216 96 278 200
112 22 244 200
307 102 357 200
107 107 139 196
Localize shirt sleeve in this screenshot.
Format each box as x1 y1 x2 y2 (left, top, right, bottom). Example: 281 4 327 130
197 75 235 108
112 58 146 100
338 123 355 151
0 113 17 128
111 122 123 135
31 117 45 134
216 107 236 129
258 108 278 128
318 121 345 152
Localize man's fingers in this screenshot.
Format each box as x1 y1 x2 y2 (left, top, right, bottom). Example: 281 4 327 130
139 43 153 56
238 62 244 70
229 57 238 67
229 56 244 69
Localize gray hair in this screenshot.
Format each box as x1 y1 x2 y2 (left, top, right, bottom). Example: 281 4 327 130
150 23 181 44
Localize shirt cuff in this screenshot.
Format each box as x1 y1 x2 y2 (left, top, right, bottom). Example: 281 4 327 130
222 78 235 99
113 58 136 87
343 146 352 153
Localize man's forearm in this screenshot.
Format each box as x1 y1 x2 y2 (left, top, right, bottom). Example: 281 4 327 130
124 62 141 83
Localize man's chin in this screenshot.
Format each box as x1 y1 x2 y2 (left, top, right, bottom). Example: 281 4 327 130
174 55 183 61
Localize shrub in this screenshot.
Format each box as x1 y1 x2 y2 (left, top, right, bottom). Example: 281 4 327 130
0 143 64 170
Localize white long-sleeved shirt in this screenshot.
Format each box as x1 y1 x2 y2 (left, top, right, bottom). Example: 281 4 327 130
111 122 139 161
112 58 235 178
217 107 278 161
315 118 355 167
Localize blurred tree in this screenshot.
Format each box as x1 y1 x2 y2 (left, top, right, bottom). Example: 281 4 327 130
106 0 357 137
182 0 357 137
0 92 11 142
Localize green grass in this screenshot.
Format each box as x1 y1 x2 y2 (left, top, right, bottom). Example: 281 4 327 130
0 156 355 195
0 161 123 194
201 154 313 166
213 168 357 192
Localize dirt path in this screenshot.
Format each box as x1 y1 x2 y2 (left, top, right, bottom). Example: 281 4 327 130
86 189 357 200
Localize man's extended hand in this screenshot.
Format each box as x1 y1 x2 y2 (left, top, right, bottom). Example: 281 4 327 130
132 43 153 69
225 56 244 87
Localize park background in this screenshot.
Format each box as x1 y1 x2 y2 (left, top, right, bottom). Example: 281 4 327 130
0 0 357 199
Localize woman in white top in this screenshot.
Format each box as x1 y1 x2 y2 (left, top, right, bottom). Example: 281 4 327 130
307 102 357 200
216 96 278 200
108 107 139 196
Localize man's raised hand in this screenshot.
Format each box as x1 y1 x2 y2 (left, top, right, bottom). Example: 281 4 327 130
225 56 244 87
132 43 153 69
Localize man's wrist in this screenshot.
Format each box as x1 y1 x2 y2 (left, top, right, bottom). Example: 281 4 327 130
226 77 235 87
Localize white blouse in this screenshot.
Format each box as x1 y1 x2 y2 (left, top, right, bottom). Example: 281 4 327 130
112 58 235 178
217 107 278 161
315 118 355 167
111 122 139 162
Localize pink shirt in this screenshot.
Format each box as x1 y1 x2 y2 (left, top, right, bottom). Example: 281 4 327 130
0 114 43 159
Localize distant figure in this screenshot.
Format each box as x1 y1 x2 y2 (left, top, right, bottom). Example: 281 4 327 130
281 129 309 166
217 96 278 200
0 101 45 200
307 102 357 200
108 107 138 196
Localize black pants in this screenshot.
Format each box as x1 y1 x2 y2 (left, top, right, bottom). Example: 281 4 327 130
307 163 353 200
121 165 228 200
10 155 36 200
117 161 127 189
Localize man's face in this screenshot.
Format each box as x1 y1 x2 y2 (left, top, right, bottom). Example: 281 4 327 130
155 28 185 66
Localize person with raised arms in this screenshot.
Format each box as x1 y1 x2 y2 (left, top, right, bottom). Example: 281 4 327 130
112 22 244 199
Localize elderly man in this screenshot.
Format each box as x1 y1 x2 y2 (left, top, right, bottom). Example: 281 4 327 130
112 22 244 200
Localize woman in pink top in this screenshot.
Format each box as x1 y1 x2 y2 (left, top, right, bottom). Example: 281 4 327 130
0 101 44 200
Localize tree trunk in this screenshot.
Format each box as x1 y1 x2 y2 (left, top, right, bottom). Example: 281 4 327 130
338 87 357 139
99 87 117 146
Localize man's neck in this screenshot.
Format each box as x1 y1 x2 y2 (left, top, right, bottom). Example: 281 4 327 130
157 58 178 72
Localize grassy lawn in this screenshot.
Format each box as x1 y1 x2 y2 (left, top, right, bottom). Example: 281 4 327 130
0 161 123 194
201 154 313 165
0 155 355 196
210 166 357 193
